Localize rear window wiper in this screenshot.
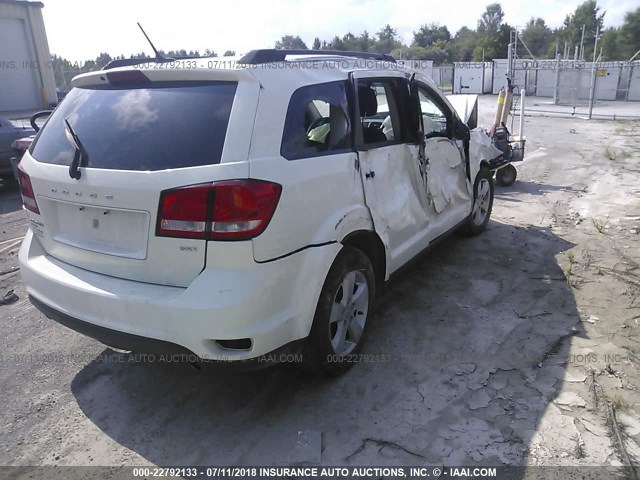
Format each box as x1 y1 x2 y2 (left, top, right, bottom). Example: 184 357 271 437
63 118 89 180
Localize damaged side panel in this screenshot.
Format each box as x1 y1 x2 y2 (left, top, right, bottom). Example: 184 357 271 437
468 128 504 182
424 138 473 214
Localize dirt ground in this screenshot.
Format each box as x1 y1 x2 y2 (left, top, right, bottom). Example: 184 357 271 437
0 96 639 477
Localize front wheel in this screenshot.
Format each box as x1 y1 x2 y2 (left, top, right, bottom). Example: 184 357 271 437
302 247 375 376
461 168 494 236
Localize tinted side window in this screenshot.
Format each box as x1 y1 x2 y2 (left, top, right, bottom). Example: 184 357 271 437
281 81 353 160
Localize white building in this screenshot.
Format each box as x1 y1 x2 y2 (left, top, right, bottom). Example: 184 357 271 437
0 0 57 113
453 62 493 94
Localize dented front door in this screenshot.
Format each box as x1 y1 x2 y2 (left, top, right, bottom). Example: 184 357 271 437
352 72 433 275
414 80 473 236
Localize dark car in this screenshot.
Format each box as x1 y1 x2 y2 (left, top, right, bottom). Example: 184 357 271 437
0 117 36 179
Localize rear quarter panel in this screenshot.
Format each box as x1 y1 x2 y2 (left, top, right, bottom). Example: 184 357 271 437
250 153 372 262
247 70 372 263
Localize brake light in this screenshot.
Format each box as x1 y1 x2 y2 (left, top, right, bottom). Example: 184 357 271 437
106 70 151 87
157 180 282 240
17 164 40 214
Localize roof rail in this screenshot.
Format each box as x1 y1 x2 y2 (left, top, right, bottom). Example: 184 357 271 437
238 49 396 65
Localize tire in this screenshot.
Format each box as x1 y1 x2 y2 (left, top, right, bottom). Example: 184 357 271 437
302 247 375 376
461 168 494 236
496 164 517 186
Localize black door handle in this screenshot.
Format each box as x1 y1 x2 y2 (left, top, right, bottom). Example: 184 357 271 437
365 171 375 179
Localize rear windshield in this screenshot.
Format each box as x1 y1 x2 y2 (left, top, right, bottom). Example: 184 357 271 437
30 82 237 171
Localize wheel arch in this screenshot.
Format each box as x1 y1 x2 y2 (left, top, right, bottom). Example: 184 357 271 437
479 160 491 171
341 229 387 290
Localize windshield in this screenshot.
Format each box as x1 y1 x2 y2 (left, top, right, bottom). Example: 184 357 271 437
29 81 237 171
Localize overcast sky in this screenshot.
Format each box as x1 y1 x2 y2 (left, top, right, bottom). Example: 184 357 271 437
42 0 637 61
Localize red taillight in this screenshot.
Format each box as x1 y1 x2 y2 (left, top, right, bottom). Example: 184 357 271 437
14 137 34 151
17 164 40 214
211 180 282 240
157 180 282 240
157 184 211 238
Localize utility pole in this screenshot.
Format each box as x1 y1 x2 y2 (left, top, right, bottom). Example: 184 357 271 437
579 24 586 61
588 29 600 119
553 53 562 105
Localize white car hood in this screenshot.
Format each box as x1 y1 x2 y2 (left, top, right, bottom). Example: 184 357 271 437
446 94 478 126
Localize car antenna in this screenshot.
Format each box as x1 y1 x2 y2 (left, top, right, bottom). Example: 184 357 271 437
137 22 174 62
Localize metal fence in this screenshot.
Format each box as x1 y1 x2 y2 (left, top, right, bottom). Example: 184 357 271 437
431 66 454 93
436 60 639 98
432 60 640 119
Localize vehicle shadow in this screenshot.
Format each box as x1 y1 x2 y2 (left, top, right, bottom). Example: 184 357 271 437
494 179 572 202
70 220 589 471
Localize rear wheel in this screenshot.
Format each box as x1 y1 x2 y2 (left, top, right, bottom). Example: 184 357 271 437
461 168 494 236
302 247 375 376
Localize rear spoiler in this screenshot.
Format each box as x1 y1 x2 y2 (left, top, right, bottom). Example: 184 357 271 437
104 56 213 70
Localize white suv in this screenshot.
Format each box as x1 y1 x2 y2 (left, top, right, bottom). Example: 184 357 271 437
18 50 497 375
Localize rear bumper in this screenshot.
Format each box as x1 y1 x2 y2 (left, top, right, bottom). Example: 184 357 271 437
29 295 193 355
20 230 339 361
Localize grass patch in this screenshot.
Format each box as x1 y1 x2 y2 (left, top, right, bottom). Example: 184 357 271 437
604 146 617 160
566 251 577 286
592 217 609 234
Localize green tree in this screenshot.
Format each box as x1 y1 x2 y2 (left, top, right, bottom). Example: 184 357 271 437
478 3 504 35
372 24 402 54
357 31 373 51
619 6 640 59
413 23 451 48
520 18 553 58
95 52 113 68
558 0 605 59
312 37 321 50
341 32 361 50
454 26 478 61
474 3 509 60
600 27 620 60
275 35 308 50
223 50 236 56
326 35 346 50
425 40 454 64
392 45 427 60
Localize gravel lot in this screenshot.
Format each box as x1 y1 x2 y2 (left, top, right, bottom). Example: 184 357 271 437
0 97 639 477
